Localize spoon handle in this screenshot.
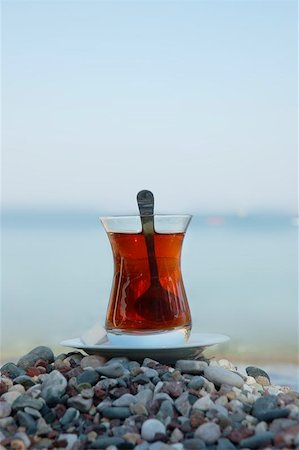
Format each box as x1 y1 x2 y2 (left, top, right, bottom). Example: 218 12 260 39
137 190 159 279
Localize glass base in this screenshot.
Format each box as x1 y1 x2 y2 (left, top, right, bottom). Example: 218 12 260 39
106 327 191 348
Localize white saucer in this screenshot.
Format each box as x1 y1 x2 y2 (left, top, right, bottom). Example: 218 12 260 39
60 333 230 364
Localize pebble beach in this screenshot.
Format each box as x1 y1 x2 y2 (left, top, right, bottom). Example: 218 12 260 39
1 347 299 450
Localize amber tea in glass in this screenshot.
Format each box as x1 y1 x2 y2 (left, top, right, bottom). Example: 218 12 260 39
101 215 192 345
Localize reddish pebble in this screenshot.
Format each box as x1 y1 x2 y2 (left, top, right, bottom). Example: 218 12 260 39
0 381 8 395
54 404 67 418
94 387 106 399
48 430 59 439
26 367 42 377
52 439 68 448
229 427 254 444
274 423 299 447
34 359 48 369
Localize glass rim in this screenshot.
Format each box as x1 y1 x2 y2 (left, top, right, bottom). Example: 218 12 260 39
100 214 192 220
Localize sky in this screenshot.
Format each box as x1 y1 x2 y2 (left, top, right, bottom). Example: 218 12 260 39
2 0 298 215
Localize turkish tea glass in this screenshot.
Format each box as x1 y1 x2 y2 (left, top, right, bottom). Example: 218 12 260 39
100 215 192 346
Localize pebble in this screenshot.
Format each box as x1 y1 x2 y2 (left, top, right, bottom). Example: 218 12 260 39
76 368 99 385
1 348 299 450
135 388 153 405
0 400 11 418
174 392 192 416
113 393 137 406
175 360 208 374
1 390 22 405
17 346 54 370
11 394 44 411
13 376 36 389
240 431 273 448
102 406 131 419
13 432 31 448
10 440 26 450
59 433 78 450
217 437 237 450
40 370 67 406
24 406 42 418
16 410 37 434
1 363 25 379
192 395 214 411
158 400 175 419
182 438 206 449
195 422 221 444
80 355 106 369
204 366 244 388
246 366 270 386
90 437 126 448
187 376 205 390
60 407 80 426
67 394 93 413
141 418 166 441
96 363 126 378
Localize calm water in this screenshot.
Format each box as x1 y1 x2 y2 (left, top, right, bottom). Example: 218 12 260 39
1 212 298 386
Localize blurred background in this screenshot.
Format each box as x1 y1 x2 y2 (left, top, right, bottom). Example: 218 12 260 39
2 1 298 386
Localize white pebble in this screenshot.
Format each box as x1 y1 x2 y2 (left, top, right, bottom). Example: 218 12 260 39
192 395 214 411
141 419 166 441
195 422 221 444
255 421 268 433
246 376 256 385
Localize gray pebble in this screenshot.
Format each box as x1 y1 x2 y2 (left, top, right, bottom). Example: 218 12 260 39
106 357 130 368
1 362 25 379
141 367 159 378
135 443 150 450
67 395 93 413
60 407 80 426
59 433 78 450
0 417 15 428
157 399 175 419
175 360 208 374
12 394 44 411
1 391 22 405
13 375 36 389
16 410 37 434
188 376 205 390
24 406 42 418
41 370 67 406
182 438 206 449
149 442 173 450
113 393 136 407
135 388 153 405
13 431 31 448
17 346 54 369
240 431 273 448
141 418 166 441
204 366 244 388
96 363 126 378
269 418 297 433
102 406 131 419
252 395 277 420
194 422 221 444
77 369 99 386
174 392 191 417
217 437 237 450
0 400 11 419
90 437 126 449
80 355 105 369
246 366 270 384
128 361 141 371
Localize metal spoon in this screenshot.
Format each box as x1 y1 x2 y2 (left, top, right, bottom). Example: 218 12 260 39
134 190 177 322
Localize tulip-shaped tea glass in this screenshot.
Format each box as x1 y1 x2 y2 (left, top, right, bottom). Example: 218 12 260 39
101 215 192 346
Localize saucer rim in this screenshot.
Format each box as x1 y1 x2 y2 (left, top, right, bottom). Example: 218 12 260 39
60 332 230 350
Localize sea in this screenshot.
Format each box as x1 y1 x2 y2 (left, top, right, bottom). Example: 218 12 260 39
1 211 298 389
